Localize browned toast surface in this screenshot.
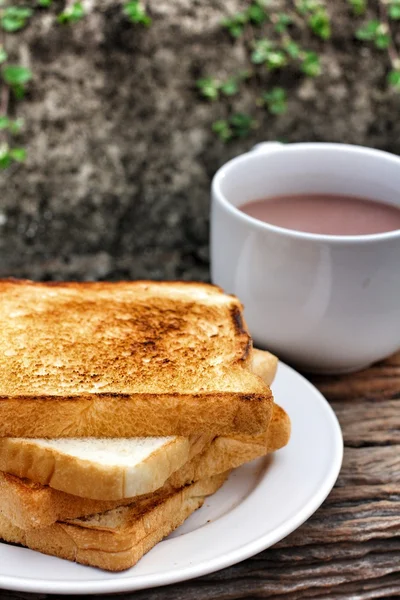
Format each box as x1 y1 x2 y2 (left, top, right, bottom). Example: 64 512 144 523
0 280 273 436
0 279 255 395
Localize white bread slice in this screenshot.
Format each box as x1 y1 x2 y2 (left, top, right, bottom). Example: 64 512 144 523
0 403 290 530
0 472 229 572
0 434 211 500
0 348 277 500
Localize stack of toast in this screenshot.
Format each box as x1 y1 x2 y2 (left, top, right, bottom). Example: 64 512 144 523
0 279 290 571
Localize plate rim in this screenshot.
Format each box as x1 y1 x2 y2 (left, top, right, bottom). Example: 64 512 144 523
0 362 343 595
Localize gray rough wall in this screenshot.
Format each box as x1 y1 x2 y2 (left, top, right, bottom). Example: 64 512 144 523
0 0 399 281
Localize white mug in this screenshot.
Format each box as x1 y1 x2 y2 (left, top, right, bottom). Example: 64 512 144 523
210 142 400 374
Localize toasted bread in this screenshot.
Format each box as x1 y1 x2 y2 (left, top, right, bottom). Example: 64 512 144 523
0 279 273 437
0 403 290 529
0 348 277 499
0 472 229 571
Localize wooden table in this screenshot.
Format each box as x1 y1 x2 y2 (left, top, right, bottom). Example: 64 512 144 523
1 354 400 600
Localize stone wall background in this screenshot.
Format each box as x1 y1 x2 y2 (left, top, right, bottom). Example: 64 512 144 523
1 0 399 281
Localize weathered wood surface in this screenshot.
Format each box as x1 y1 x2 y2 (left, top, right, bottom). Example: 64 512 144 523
1 354 399 600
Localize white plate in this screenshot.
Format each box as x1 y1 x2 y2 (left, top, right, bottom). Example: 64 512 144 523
0 362 343 595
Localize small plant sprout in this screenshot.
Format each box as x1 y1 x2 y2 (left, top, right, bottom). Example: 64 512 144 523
348 0 367 17
212 114 257 142
356 20 391 49
57 2 85 24
2 64 33 99
389 0 400 20
0 143 27 169
123 1 152 26
261 87 288 115
0 6 33 32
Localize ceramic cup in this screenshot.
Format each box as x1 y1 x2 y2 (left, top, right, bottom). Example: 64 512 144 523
210 142 400 374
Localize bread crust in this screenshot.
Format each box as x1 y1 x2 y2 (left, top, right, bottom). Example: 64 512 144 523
0 392 272 437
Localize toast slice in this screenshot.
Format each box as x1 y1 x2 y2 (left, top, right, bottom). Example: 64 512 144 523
0 279 273 437
0 404 290 529
0 346 277 499
0 472 229 572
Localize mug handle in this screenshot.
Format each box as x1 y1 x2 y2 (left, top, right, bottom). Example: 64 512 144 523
251 141 283 154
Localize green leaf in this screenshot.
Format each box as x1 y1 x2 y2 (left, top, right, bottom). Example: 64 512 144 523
0 46 7 64
301 51 321 76
388 69 400 88
274 12 292 33
2 65 32 100
230 113 257 138
220 78 239 96
212 120 232 142
251 39 274 64
2 65 32 86
308 9 331 40
355 20 390 49
296 0 320 15
221 12 248 38
0 6 33 32
389 4 400 19
230 113 253 127
251 39 286 69
9 147 26 162
355 20 380 41
251 49 268 64
388 0 400 19
247 2 267 25
196 77 219 100
0 116 23 133
5 8 32 19
213 114 256 141
348 0 366 16
12 83 26 100
262 87 287 115
57 2 85 24
0 148 11 169
284 40 301 58
38 0 52 6
230 23 244 37
123 1 152 26
0 142 27 168
375 33 390 49
265 50 287 70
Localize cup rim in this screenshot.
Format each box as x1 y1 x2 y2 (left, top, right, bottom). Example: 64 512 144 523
212 142 400 244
